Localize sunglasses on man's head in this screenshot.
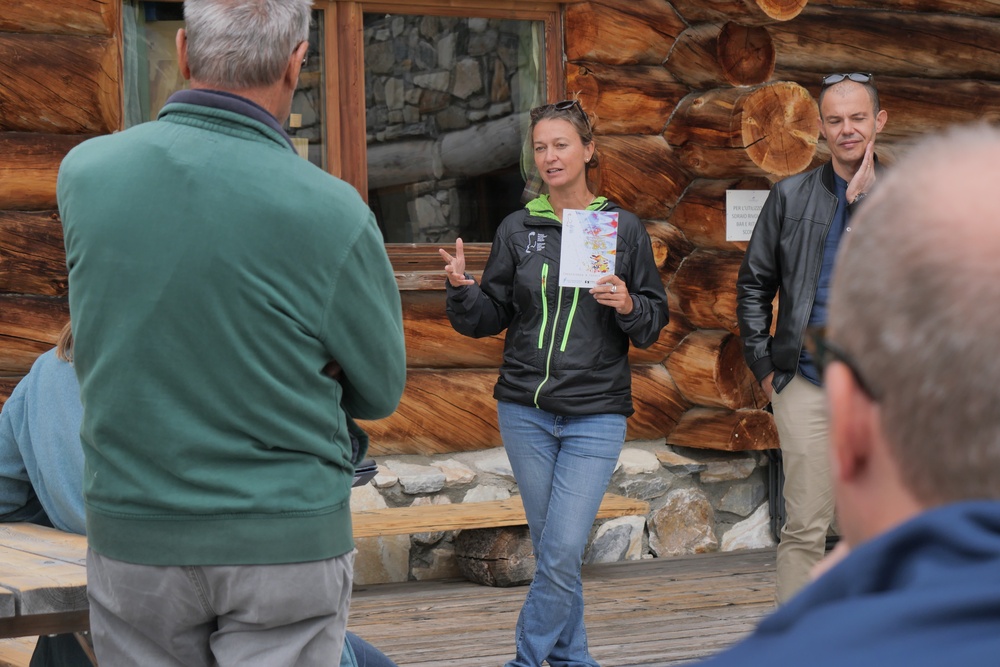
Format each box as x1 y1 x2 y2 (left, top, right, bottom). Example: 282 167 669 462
530 99 587 123
821 72 874 87
804 326 881 400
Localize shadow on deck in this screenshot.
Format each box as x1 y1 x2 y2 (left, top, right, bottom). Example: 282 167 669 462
348 547 777 667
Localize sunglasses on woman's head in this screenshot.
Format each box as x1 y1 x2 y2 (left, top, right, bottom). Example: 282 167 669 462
530 99 587 123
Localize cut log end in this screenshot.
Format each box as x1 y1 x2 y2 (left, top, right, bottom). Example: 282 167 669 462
742 83 819 177
757 0 809 21
718 23 775 86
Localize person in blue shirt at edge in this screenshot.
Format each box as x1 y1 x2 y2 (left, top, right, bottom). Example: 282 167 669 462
0 323 398 667
698 123 1000 666
438 99 669 667
736 72 887 603
55 0 406 664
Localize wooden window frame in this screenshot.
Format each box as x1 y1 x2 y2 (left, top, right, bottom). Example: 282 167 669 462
134 0 566 282
319 1 564 193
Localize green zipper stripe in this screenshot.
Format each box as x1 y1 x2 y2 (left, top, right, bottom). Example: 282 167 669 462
534 284 564 407
537 263 549 349
560 288 580 352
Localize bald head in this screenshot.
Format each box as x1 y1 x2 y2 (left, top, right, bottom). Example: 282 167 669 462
829 124 1000 506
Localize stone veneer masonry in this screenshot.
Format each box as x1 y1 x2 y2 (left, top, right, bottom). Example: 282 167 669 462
350 440 776 585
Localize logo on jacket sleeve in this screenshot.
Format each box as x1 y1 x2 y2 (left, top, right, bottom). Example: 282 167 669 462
525 231 547 254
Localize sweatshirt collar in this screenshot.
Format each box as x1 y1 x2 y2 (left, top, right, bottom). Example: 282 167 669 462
161 89 295 150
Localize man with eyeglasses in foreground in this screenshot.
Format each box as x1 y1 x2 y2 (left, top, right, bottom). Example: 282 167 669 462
736 72 887 602
698 122 1000 666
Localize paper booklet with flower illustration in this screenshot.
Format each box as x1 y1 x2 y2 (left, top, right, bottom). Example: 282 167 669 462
558 208 619 288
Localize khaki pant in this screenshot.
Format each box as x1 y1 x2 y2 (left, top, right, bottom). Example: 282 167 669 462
771 373 836 603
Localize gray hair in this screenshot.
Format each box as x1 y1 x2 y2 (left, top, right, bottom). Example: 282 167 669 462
829 123 1000 504
183 0 311 89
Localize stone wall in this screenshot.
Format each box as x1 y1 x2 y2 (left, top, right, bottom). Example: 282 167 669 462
351 440 776 585
361 14 540 243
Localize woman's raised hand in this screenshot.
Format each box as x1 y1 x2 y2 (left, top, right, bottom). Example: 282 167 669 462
439 237 476 287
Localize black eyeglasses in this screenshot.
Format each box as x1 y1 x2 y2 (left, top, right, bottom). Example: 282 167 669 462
821 72 874 87
805 326 880 400
530 99 587 124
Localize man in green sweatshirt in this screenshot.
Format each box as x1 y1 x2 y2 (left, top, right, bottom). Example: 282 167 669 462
56 1 406 664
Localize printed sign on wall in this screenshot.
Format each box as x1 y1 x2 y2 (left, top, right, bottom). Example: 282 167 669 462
726 190 769 242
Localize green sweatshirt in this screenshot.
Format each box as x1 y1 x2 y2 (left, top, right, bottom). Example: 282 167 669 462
57 99 406 566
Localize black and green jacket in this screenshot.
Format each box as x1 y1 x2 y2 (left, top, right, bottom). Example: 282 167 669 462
446 196 669 417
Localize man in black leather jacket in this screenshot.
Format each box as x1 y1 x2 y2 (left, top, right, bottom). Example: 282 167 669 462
736 73 887 602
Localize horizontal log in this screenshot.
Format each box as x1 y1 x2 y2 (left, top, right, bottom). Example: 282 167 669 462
665 83 819 179
0 211 68 296
402 291 504 368
667 407 778 451
0 33 120 134
0 134 91 210
814 0 1000 16
0 0 119 36
665 22 775 89
646 220 694 280
774 70 1000 143
565 0 686 66
669 250 743 334
0 296 68 374
665 330 766 410
628 306 694 365
565 63 686 135
368 113 525 190
0 376 21 410
360 369 501 455
595 135 691 221
360 363 689 455
771 6 1000 79
628 363 691 441
669 177 772 252
669 0 806 25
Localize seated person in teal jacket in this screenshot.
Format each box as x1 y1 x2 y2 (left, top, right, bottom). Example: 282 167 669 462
0 323 395 667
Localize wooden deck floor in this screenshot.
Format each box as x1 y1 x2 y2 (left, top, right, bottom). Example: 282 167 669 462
348 548 777 667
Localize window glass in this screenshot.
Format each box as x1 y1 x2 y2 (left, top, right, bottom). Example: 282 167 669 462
363 14 546 243
122 2 325 169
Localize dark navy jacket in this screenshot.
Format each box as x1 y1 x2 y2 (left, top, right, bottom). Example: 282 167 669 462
699 501 1000 667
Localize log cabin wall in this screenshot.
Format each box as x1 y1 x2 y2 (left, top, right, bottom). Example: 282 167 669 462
3 0 1000 457
0 1 122 403
556 0 1000 454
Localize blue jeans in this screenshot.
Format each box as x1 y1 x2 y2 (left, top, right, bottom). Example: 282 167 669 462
498 401 626 667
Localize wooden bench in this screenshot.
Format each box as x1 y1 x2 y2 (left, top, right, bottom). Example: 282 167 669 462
351 492 649 538
0 637 36 667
